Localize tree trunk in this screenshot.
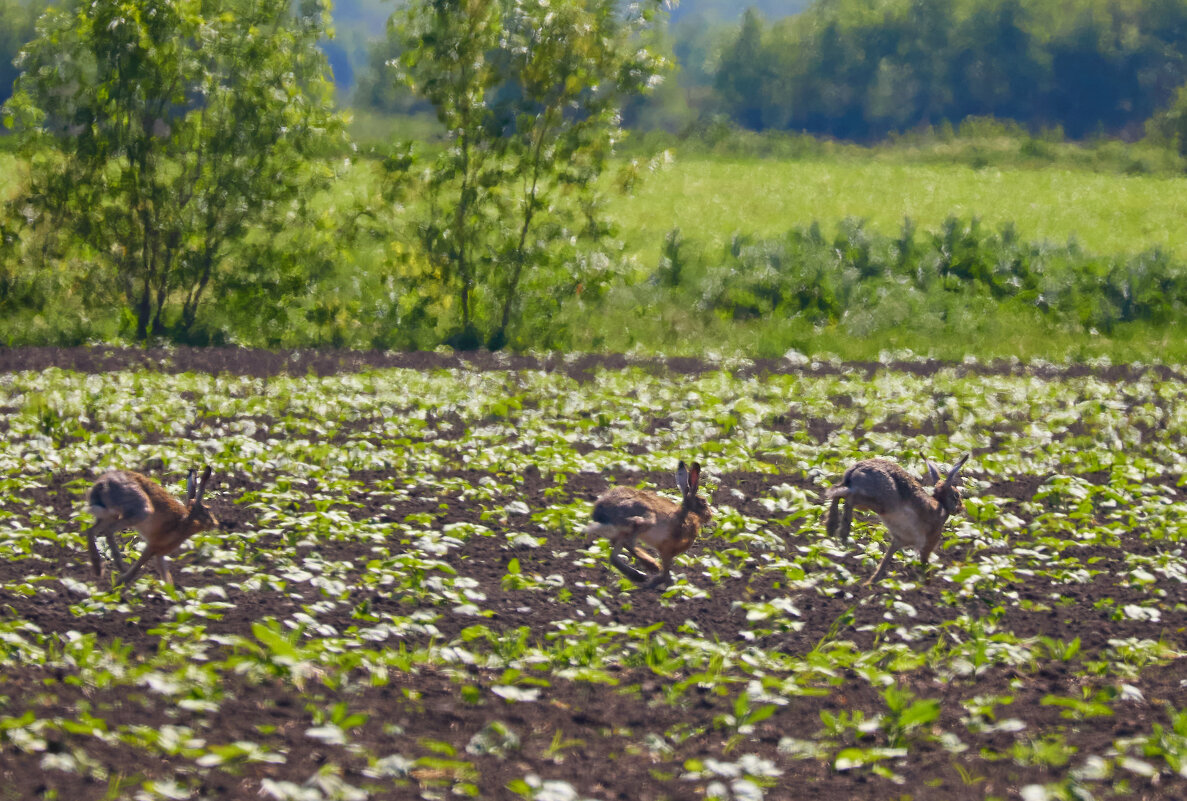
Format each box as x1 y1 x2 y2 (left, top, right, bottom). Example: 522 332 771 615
136 267 152 342
492 114 551 350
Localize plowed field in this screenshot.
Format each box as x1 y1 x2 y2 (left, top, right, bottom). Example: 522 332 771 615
2 347 1185 801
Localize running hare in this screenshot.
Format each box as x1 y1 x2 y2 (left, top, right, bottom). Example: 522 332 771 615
824 454 970 585
84 466 218 588
584 461 712 589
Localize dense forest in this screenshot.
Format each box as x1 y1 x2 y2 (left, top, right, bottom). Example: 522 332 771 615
713 0 1187 140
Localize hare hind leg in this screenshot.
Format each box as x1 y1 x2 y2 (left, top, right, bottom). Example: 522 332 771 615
84 516 128 578
103 506 150 578
84 518 113 576
610 544 650 583
104 530 129 577
607 519 656 585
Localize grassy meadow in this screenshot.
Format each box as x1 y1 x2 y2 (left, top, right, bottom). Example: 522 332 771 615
610 157 1187 265
4 149 1181 266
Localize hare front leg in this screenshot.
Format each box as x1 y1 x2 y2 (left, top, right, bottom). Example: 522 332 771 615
154 554 173 586
629 543 661 574
917 533 942 581
864 541 900 586
609 518 654 584
642 557 673 589
85 519 112 576
643 537 695 590
117 546 158 589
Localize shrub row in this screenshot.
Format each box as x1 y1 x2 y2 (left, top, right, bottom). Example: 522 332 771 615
658 217 1187 335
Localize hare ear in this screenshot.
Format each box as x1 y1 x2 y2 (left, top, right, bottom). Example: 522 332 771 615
923 457 941 486
688 462 702 495
194 466 212 504
186 468 197 502
676 461 690 496
948 453 970 485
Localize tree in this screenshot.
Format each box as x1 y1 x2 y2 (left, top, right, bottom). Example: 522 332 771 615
716 9 769 130
2 0 344 341
395 0 668 350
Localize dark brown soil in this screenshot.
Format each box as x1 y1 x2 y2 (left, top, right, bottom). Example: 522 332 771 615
0 344 1182 382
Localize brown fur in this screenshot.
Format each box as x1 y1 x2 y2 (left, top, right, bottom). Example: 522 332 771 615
823 455 969 586
85 466 218 589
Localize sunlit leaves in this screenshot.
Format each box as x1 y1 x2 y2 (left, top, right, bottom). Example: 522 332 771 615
1 0 345 340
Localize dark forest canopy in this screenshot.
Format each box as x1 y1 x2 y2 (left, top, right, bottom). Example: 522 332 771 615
713 0 1187 140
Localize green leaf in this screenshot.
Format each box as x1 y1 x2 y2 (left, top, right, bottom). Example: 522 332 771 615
252 622 299 660
899 699 941 729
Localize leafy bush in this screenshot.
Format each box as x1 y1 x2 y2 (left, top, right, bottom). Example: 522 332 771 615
672 216 1187 336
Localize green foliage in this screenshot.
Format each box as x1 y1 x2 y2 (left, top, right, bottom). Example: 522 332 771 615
655 215 1187 338
880 687 941 748
1147 81 1187 156
0 0 345 342
393 0 669 349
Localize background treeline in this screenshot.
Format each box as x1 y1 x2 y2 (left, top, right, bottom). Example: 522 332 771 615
713 0 1187 140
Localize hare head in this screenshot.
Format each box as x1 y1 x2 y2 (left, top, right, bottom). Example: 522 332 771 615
928 453 969 517
183 466 219 535
676 460 711 523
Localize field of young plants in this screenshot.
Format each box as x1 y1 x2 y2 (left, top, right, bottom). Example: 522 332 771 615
2 347 1187 800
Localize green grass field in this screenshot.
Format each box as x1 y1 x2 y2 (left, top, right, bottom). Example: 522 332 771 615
1 150 1179 262
610 157 1187 264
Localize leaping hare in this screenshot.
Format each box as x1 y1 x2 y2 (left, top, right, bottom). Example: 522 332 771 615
84 466 219 588
584 461 712 589
824 454 970 585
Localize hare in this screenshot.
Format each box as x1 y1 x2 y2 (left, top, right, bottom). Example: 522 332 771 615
84 466 218 588
824 454 970 585
584 461 712 589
